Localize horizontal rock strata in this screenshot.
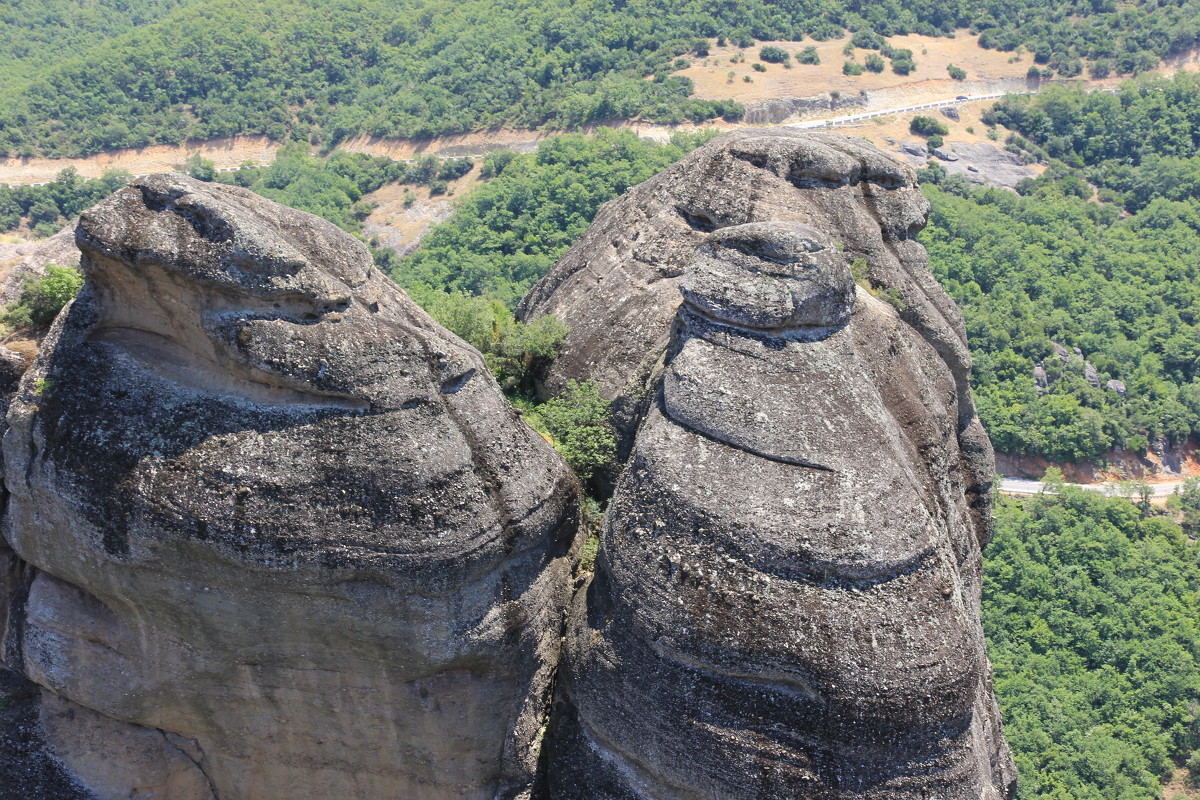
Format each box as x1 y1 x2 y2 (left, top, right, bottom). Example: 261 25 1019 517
535 133 1016 799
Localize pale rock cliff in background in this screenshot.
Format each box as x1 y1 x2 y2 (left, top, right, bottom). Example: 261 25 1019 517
526 130 1016 798
0 175 583 800
0 222 81 306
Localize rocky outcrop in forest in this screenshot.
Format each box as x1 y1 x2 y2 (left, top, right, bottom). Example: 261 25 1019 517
0 175 583 800
0 130 1013 800
526 130 1016 798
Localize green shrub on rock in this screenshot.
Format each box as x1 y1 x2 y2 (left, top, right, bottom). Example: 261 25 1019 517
1 265 84 330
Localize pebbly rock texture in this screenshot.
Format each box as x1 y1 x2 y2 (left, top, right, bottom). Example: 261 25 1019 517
0 174 583 800
535 131 1015 798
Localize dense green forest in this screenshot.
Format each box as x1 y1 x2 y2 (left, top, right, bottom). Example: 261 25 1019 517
984 487 1200 799
387 128 716 306
915 72 1200 462
0 0 190 81
0 168 130 237
3 0 1199 157
922 177 1200 462
986 73 1200 212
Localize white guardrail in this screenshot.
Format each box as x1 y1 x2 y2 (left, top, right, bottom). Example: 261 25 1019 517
787 92 1010 130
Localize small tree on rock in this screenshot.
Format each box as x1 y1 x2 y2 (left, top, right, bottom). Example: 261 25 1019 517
539 379 616 482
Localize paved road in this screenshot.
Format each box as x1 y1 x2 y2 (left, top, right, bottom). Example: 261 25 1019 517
3 91 1029 189
788 92 1012 130
1000 476 1185 497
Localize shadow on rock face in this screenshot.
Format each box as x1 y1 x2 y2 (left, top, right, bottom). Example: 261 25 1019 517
538 139 1016 800
2 175 584 800
680 221 854 334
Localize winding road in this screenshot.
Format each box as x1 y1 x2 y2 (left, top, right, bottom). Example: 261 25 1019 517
1 90 1034 188
788 91 1011 130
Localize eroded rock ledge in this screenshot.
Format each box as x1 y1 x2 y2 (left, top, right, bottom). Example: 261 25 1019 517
531 131 1016 799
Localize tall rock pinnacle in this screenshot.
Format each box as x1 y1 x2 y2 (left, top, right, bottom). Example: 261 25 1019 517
530 131 1016 798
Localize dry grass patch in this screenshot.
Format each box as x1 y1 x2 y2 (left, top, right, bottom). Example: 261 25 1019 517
1164 766 1200 800
363 169 486 256
679 30 1031 105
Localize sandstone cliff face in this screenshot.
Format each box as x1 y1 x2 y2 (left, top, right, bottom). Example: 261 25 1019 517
0 175 583 800
533 133 1015 798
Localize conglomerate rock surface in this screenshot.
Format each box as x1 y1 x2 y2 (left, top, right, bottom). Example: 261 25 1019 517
536 131 1016 798
0 175 583 800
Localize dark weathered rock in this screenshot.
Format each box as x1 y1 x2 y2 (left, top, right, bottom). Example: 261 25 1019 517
521 128 993 530
1 175 583 800
0 665 99 800
0 346 28 412
533 132 1014 798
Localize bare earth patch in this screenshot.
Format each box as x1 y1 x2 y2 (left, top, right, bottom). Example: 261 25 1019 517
835 98 1051 172
0 136 281 185
362 170 486 257
681 30 1030 105
1164 766 1200 800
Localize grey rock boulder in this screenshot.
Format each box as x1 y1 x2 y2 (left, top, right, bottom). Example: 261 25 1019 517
530 134 1014 798
520 128 993 538
899 140 929 160
1 175 583 800
934 143 1036 189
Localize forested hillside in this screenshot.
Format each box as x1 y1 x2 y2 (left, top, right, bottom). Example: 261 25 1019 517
3 0 1200 158
984 487 1200 800
923 178 1200 463
0 0 190 81
919 73 1200 462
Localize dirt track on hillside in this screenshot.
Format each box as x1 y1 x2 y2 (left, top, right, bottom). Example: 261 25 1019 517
2 27 1173 188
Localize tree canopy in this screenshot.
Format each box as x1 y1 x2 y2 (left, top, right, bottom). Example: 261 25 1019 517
3 0 1198 157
